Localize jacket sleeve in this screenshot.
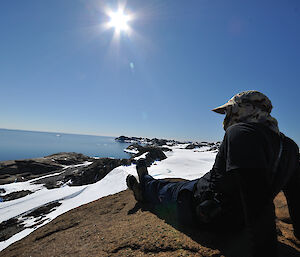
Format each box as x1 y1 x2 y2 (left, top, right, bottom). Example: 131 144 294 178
283 162 300 239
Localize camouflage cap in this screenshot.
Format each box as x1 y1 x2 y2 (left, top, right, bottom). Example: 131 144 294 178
212 90 273 114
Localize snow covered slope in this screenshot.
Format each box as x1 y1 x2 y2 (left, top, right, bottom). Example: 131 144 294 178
0 144 217 251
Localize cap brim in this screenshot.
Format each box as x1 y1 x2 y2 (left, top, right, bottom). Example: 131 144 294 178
211 103 229 114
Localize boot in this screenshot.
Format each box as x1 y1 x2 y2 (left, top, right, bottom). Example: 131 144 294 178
136 159 149 182
126 175 144 202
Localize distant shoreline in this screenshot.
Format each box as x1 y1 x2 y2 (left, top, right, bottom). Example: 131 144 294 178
0 129 132 162
0 128 116 139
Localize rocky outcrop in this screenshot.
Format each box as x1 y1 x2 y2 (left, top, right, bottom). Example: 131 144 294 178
115 135 142 142
115 136 181 146
0 202 62 242
63 158 131 186
116 136 222 152
0 160 62 184
125 144 168 166
1 190 32 202
44 152 92 165
0 218 24 242
185 143 207 149
150 138 168 146
185 142 221 151
28 158 132 189
0 153 93 185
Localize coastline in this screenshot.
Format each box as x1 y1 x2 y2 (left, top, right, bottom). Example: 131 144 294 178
0 129 132 162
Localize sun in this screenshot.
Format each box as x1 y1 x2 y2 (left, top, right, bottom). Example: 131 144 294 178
107 9 131 33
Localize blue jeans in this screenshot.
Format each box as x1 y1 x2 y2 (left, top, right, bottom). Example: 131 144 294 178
141 175 198 205
140 175 199 225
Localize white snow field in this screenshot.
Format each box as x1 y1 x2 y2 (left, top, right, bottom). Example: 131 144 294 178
0 144 217 251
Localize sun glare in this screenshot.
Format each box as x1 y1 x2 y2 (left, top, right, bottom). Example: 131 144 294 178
107 9 131 33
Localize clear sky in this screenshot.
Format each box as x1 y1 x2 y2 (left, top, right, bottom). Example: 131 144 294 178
1 0 299 144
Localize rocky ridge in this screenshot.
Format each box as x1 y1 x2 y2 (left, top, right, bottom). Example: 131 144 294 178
0 152 93 185
116 135 221 149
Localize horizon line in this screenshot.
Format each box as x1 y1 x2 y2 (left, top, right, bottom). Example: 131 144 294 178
0 127 119 138
0 127 205 143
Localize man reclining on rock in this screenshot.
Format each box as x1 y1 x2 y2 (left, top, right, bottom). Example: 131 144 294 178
126 90 300 257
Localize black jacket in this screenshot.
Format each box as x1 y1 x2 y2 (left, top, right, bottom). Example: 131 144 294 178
194 122 300 256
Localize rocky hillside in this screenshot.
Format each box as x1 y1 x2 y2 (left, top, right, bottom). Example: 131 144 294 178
1 189 299 257
0 152 93 185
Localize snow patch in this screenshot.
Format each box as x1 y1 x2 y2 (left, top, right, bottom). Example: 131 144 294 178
134 152 148 160
124 148 139 154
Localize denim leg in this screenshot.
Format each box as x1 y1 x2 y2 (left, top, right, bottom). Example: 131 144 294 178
140 175 183 204
140 175 199 226
141 175 198 205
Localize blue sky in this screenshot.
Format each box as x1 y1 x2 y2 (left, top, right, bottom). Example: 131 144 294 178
1 0 299 143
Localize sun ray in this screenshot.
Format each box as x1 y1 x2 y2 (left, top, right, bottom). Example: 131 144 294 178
108 10 129 32
105 5 133 37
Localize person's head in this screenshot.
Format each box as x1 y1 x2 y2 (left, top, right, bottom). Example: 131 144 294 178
212 90 279 133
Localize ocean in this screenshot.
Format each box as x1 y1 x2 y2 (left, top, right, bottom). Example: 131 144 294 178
0 129 132 161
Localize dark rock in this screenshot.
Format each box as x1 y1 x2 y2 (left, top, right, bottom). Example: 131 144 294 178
120 159 132 166
64 158 131 186
198 142 209 147
44 180 61 190
0 188 5 194
32 157 131 188
185 142 221 152
205 142 221 152
150 138 168 146
25 202 62 218
185 144 196 149
116 135 179 146
0 218 24 242
2 190 32 201
126 143 143 152
14 160 62 175
185 142 210 149
44 152 92 165
0 202 62 242
126 143 170 154
207 145 219 152
115 135 128 142
130 145 167 166
0 152 93 185
115 136 142 143
160 147 172 152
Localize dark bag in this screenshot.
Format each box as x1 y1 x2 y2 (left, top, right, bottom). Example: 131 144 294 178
194 190 223 224
195 198 222 223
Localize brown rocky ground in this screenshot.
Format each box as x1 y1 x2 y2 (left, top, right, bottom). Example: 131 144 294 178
1 190 299 257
